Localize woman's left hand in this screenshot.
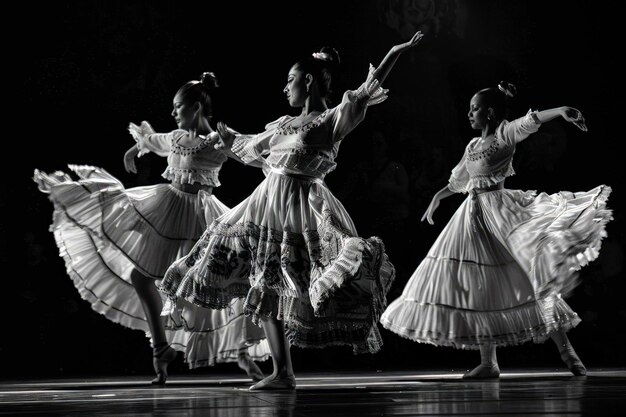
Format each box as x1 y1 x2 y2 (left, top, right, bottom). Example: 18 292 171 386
561 107 588 131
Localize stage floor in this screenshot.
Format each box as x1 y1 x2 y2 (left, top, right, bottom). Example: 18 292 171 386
1 369 625 416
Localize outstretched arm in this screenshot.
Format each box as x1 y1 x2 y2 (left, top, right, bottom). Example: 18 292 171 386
371 30 424 86
534 106 587 131
215 122 266 169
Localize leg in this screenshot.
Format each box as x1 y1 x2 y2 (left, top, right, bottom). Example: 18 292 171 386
249 316 296 390
550 329 587 376
463 343 501 379
237 346 265 382
130 269 176 384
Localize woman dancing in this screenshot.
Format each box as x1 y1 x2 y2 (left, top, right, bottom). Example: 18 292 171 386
380 81 612 378
34 73 268 384
161 31 424 389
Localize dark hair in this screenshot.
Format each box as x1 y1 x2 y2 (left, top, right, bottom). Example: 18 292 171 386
175 72 219 119
293 46 341 98
475 81 517 121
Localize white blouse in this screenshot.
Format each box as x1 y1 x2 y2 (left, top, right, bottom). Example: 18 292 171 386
130 123 227 187
231 65 388 180
448 111 541 193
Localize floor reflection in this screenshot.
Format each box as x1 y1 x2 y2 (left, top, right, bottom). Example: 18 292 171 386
0 370 622 416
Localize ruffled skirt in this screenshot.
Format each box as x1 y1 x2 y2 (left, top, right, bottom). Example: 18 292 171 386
161 171 396 354
380 185 612 349
34 165 269 367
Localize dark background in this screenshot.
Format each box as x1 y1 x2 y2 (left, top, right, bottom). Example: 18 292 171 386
4 0 623 379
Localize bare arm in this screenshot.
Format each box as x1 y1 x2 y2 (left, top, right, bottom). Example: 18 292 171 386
123 145 140 174
371 30 424 86
421 185 457 225
534 106 587 131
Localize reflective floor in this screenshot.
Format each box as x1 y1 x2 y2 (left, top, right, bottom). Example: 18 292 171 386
1 369 625 416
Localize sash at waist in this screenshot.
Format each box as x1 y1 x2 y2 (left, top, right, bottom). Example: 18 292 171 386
268 167 324 185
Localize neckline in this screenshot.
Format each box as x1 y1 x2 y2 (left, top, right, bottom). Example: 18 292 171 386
278 109 329 134
175 132 211 148
172 132 213 155
470 134 499 153
286 110 327 128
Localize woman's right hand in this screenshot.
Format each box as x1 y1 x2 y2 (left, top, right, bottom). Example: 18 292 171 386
215 122 236 150
123 146 139 174
421 194 440 225
393 30 424 54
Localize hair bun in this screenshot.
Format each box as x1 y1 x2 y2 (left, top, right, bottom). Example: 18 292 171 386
200 72 219 90
312 46 341 66
497 81 517 98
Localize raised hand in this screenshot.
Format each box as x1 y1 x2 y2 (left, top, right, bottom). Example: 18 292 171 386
215 121 236 150
393 30 424 53
561 107 587 131
128 122 141 137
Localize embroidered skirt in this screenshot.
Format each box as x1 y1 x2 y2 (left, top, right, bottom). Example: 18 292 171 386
161 170 396 354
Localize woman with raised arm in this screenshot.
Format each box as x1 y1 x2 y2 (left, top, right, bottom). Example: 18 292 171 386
160 31 424 390
381 82 612 378
33 73 268 385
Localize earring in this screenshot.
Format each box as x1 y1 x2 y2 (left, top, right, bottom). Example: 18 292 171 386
306 85 310 93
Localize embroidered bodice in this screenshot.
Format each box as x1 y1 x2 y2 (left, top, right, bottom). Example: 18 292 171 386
230 65 388 180
130 123 227 187
448 111 541 193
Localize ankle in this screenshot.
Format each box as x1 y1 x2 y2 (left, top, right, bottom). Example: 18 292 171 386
153 342 170 357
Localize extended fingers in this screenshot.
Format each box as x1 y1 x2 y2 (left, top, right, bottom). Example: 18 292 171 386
412 31 424 44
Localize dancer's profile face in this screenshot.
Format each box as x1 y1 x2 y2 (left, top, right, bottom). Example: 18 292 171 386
468 94 489 130
171 93 196 130
283 66 308 107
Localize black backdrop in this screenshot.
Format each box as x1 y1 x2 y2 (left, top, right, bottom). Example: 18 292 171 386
5 0 623 378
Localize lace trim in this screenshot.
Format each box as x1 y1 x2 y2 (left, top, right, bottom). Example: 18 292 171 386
160 208 394 354
171 134 213 156
276 110 330 135
467 138 500 161
231 136 262 164
162 167 221 187
467 164 515 190
381 310 580 349
451 163 516 194
353 63 389 107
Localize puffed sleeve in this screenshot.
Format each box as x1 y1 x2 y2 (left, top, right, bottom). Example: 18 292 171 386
329 64 389 143
500 109 542 145
448 146 471 194
128 121 179 157
230 117 285 164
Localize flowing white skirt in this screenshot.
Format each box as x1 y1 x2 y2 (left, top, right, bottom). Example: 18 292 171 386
380 185 612 349
34 165 269 367
161 171 396 354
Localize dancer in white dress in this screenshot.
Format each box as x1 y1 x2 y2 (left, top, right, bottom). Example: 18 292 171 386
380 82 612 378
161 31 424 389
34 73 268 384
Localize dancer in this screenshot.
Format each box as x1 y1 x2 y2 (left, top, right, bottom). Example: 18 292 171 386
380 81 612 378
160 31 424 389
34 73 268 384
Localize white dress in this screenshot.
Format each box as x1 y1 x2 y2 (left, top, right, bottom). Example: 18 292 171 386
380 112 612 349
161 67 396 354
33 125 269 368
